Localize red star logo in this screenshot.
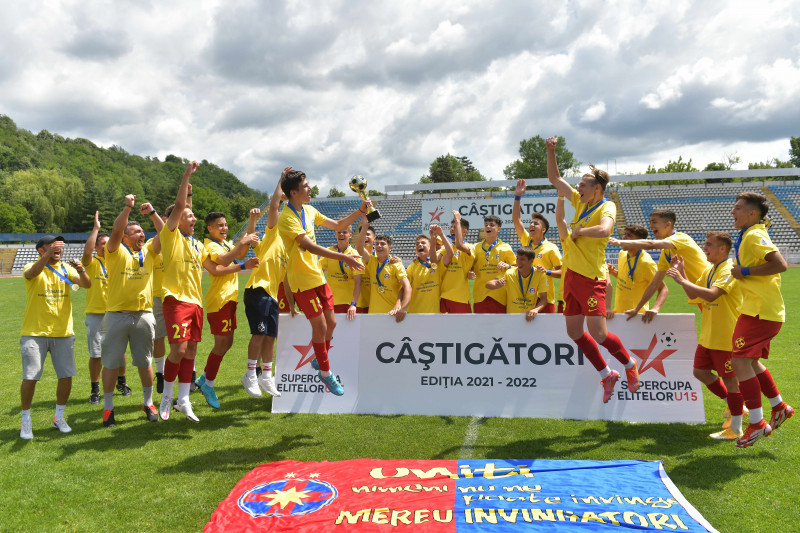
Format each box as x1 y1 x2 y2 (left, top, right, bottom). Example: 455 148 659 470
632 334 676 377
293 342 316 370
429 207 444 222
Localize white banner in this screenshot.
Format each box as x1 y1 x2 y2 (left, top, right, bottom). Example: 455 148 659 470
272 314 704 423
421 197 577 232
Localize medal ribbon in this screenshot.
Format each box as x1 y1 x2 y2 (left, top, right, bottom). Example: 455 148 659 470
481 239 498 258
210 238 231 253
375 257 390 288
338 245 353 277
46 263 75 288
626 250 641 280
707 259 729 289
181 234 200 256
578 198 607 222
734 225 754 266
518 269 534 305
122 243 144 267
96 257 107 279
288 203 306 231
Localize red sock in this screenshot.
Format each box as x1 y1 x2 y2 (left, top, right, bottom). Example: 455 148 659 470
705 377 728 400
726 392 745 417
738 376 762 410
164 358 180 382
600 332 631 365
313 342 330 372
204 352 224 381
574 332 607 372
178 357 194 383
756 369 780 400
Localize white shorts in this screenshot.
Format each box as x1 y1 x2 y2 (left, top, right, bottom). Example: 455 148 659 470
85 313 105 359
101 311 155 368
21 336 77 380
152 297 167 340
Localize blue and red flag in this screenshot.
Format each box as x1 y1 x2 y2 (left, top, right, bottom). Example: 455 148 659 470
206 459 717 532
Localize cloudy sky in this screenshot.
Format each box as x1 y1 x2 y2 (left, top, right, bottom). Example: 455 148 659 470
2 0 799 194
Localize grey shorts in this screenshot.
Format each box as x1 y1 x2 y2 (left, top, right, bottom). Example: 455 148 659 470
21 336 77 381
102 311 155 368
152 297 167 340
85 313 105 359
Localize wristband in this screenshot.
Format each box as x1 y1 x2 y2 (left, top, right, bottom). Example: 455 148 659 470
187 193 193 197
514 195 521 201
546 270 552 276
240 263 246 271
148 209 157 216
740 266 750 276
350 301 357 307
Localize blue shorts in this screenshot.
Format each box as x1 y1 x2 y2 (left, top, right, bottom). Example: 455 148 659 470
244 288 279 337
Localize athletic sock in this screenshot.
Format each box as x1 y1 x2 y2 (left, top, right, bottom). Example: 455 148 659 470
142 386 153 407
205 377 215 388
54 404 66 420
624 359 636 369
91 381 100 393
163 381 175 398
246 359 258 379
204 352 224 381
599 332 631 365
325 339 332 352
706 378 728 400
21 409 31 422
599 366 612 379
739 376 763 423
730 415 743 434
155 356 165 373
727 392 744 416
164 358 180 383
178 358 194 383
755 369 780 401
103 393 114 411
262 361 273 374
177 382 190 405
313 342 330 372
573 332 607 372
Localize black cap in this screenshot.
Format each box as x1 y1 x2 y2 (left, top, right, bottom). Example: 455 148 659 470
36 235 64 249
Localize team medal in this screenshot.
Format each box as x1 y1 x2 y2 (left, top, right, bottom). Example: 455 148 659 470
378 286 386 294
71 283 80 292
375 256 390 294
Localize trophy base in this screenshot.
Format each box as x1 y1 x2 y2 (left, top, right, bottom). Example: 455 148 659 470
366 209 381 222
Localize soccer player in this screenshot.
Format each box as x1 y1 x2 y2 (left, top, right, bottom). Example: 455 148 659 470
148 214 168 394
357 220 412 321
454 215 515 313
320 225 363 320
194 211 259 408
485 246 549 320
406 225 453 314
20 235 90 439
441 211 474 313
513 179 563 313
243 175 290 398
278 168 367 396
352 223 375 314
546 136 640 402
606 224 668 321
100 196 164 427
666 232 744 440
729 192 792 447
81 212 110 404
158 161 206 422
609 209 708 321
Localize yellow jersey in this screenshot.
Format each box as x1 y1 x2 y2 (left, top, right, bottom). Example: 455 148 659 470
21 261 79 337
657 232 709 294
105 241 156 312
84 256 108 314
516 229 562 304
204 238 239 313
406 257 445 313
439 242 474 305
613 250 656 313
278 203 328 293
246 225 287 300
562 189 615 280
471 240 516 306
695 260 741 350
366 255 407 314
320 245 360 306
502 266 549 314
734 224 784 322
146 238 164 299
160 225 206 306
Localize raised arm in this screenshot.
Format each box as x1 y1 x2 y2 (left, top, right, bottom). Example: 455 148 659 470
608 237 676 251
451 210 471 254
140 202 164 254
356 217 372 263
107 194 136 253
24 241 63 280
204 256 259 275
82 211 101 265
546 137 575 198
167 161 198 231
512 179 527 236
267 169 289 229
429 225 453 266
555 196 569 243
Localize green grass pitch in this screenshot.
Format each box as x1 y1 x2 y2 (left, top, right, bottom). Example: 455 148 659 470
0 271 797 531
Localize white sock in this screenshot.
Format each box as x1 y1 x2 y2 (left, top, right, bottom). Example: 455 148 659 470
624 359 635 369
142 386 153 407
21 409 31 422
749 407 764 425
178 382 190 405
103 393 114 411
163 381 175 399
246 359 258 379
321 370 332 378
54 404 66 420
730 415 743 434
155 356 165 373
768 395 783 408
262 361 273 373
205 378 215 388
599 366 612 379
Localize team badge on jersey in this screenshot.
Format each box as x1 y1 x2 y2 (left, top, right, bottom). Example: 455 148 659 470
587 296 597 310
734 337 746 349
237 477 338 518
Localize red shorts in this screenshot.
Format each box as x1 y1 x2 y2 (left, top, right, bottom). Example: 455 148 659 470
440 298 472 314
334 303 355 314
694 345 735 377
207 300 237 336
563 270 607 317
277 283 290 314
732 314 782 360
540 302 556 314
557 301 564 314
356 307 368 314
294 284 335 319
473 297 505 314
162 297 203 344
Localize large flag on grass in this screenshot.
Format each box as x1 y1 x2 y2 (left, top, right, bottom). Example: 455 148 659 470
206 459 717 532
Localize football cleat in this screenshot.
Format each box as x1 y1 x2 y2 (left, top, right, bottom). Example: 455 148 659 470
625 361 641 394
319 372 344 396
20 418 33 440
116 381 132 396
709 427 743 440
735 420 772 448
142 404 159 422
769 403 794 431
199 383 220 409
601 370 620 403
52 417 72 433
241 373 262 397
102 409 116 428
89 390 100 405
159 396 172 421
311 358 320 371
175 400 199 422
258 372 281 397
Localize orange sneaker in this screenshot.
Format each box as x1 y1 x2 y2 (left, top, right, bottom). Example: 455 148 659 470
625 361 641 393
601 370 620 403
710 427 743 440
769 403 794 431
735 420 771 448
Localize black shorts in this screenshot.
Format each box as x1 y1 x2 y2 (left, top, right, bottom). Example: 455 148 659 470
244 288 279 337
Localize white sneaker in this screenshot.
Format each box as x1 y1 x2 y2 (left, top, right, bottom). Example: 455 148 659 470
242 373 262 397
52 417 72 433
20 418 33 440
175 400 199 422
258 372 282 397
159 396 172 421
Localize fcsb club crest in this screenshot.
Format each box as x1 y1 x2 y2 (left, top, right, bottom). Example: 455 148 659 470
735 337 746 349
238 477 338 518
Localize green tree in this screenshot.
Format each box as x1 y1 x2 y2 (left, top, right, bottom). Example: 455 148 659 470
748 159 794 169
789 136 800 167
1 168 84 232
0 201 35 232
327 187 346 198
503 135 581 182
645 156 698 174
703 162 726 171
310 185 319 198
367 189 386 197
419 154 487 192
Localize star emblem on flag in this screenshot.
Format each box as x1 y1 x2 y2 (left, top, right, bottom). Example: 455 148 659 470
238 478 339 518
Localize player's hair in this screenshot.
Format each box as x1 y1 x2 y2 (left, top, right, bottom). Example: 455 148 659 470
280 169 307 197
460 218 470 231
623 224 649 239
584 164 610 191
165 204 175 217
484 215 502 227
375 234 393 246
415 234 430 244
516 246 537 261
706 231 733 251
95 232 110 245
124 221 142 234
355 222 376 237
205 212 226 226
650 209 676 225
736 192 770 221
530 212 549 232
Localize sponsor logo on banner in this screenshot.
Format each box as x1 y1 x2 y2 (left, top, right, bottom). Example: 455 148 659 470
421 198 576 231
274 314 704 423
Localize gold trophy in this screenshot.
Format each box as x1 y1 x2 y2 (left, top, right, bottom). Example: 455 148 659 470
349 174 381 222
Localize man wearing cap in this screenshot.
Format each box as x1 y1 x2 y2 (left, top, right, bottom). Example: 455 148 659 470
20 235 91 439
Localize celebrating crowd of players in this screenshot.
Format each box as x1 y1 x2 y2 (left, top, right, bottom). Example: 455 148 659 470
19 137 792 448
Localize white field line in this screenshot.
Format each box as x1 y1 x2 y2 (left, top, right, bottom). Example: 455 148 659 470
459 416 483 460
